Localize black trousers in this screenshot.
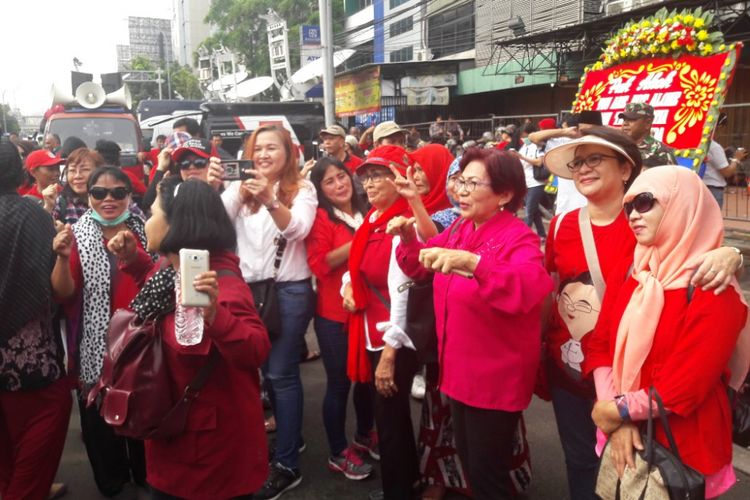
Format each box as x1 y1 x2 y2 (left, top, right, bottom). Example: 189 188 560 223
369 348 419 500
448 397 521 500
150 486 254 500
78 397 146 497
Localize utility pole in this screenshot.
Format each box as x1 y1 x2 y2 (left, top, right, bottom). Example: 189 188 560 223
319 0 335 124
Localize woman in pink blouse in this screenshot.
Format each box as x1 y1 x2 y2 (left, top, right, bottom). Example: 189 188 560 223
394 148 553 499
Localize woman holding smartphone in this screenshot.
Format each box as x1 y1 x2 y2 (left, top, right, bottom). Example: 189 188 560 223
109 176 271 499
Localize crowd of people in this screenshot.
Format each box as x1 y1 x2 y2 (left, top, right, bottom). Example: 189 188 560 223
1 105 749 500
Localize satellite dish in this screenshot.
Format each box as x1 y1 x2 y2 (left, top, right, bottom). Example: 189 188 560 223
290 49 355 85
225 76 274 100
207 70 249 92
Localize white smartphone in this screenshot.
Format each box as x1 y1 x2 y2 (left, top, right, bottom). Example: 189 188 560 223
179 249 211 307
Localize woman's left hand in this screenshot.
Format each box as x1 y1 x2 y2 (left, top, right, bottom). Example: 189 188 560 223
608 423 644 478
374 346 397 397
419 248 478 276
592 400 623 435
240 169 273 206
691 247 743 294
193 271 219 326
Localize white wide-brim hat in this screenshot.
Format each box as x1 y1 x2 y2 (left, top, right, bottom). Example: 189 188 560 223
544 134 637 179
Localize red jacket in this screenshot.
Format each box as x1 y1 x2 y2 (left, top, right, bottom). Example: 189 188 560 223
306 208 356 323
124 250 271 499
587 272 746 475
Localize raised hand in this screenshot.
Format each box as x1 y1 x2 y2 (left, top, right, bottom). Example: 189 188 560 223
107 230 139 265
52 224 74 258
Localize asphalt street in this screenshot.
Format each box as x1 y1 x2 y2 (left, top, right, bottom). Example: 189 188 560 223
54 327 750 500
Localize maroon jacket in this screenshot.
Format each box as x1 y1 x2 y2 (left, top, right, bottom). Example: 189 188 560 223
124 250 270 499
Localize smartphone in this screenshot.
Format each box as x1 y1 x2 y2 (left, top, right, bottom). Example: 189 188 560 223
179 249 211 307
221 159 254 181
312 140 320 160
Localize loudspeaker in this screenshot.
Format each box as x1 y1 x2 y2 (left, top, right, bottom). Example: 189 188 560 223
71 71 93 94
101 72 123 94
50 84 77 107
105 85 132 110
75 82 106 109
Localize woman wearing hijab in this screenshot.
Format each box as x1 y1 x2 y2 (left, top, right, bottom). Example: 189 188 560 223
342 145 419 500
586 166 750 498
51 166 151 497
0 140 72 500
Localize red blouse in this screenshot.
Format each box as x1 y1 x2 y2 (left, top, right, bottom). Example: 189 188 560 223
586 272 747 475
306 208 355 323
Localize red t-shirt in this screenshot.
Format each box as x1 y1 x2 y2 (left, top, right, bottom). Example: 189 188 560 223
344 153 364 173
306 208 356 323
543 208 635 396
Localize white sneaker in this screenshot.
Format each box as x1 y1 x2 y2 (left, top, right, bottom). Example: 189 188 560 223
411 373 426 400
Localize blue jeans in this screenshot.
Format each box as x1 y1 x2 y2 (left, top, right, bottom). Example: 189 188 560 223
525 185 547 238
264 280 314 471
706 185 725 209
550 384 599 500
313 315 374 456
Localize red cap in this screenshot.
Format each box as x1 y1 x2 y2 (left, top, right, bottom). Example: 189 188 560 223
171 138 217 163
538 118 557 130
357 145 412 175
25 150 65 171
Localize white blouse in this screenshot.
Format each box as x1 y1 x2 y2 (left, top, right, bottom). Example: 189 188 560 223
221 179 318 283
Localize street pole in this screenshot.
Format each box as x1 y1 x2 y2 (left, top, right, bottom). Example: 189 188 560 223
1 90 7 134
319 0 335 125
156 69 163 99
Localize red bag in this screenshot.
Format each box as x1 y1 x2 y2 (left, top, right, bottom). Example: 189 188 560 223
87 308 218 440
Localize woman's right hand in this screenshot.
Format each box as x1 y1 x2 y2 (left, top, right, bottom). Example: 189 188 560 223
608 423 644 478
157 147 173 172
342 282 357 312
301 159 316 178
206 156 224 191
386 215 417 244
388 165 420 201
52 224 74 258
107 230 138 265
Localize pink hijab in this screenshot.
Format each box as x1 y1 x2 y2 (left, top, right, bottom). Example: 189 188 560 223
614 166 750 392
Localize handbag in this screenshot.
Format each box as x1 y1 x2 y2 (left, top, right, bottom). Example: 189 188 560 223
533 163 550 182
729 378 750 446
87 309 220 440
401 278 437 364
248 235 286 342
595 387 705 500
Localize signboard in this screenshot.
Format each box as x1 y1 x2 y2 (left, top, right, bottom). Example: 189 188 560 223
301 25 320 46
405 87 449 106
572 7 741 169
400 74 457 88
335 67 382 117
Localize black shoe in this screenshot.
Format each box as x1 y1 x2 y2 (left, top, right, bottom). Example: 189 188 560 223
267 439 306 461
368 490 385 500
254 462 302 500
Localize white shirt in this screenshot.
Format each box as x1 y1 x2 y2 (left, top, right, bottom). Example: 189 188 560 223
702 140 730 188
519 141 544 188
546 137 588 215
222 179 318 282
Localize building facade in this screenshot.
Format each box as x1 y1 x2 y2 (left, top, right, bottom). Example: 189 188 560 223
173 0 214 67
117 16 174 70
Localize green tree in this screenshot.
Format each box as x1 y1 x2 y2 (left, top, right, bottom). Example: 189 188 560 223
169 63 203 100
125 56 159 110
0 103 20 135
201 0 345 80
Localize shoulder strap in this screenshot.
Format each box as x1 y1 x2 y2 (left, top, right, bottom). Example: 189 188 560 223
362 274 390 310
578 207 606 301
553 210 568 243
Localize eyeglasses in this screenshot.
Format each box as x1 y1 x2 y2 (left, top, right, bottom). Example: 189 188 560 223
454 177 492 193
358 170 391 184
624 192 657 217
89 186 131 200
560 293 599 314
566 153 619 172
178 158 208 170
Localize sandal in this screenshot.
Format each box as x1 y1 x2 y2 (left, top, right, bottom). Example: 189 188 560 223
49 482 68 500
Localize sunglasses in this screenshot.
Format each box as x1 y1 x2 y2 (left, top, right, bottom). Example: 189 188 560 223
624 192 657 216
178 158 208 170
89 186 131 201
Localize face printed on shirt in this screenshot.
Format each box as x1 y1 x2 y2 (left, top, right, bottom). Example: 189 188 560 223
557 272 601 342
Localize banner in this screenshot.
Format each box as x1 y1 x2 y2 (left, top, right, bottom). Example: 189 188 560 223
335 67 381 117
572 7 741 169
405 87 450 106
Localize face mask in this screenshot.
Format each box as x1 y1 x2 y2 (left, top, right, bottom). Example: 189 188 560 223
91 209 130 227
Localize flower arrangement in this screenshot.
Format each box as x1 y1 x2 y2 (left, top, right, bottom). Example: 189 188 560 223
588 7 725 72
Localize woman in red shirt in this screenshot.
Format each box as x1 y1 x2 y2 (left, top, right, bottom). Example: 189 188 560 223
587 166 749 498
306 157 375 480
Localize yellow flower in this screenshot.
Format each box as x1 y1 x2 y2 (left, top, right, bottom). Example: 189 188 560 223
674 15 683 23
665 17 673 24
684 14 695 25
693 158 701 167
649 45 659 54
694 18 705 28
719 44 726 51
697 30 709 41
707 116 714 123
661 46 671 54
671 40 680 50
641 20 651 29
687 44 696 52
702 44 714 56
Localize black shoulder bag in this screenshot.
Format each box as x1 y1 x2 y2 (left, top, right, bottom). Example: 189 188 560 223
248 235 286 342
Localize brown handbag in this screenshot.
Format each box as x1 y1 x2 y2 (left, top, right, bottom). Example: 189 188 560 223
87 308 219 440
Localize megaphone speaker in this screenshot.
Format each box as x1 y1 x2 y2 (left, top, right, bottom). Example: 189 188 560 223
50 84 77 108
75 82 106 109
105 85 132 110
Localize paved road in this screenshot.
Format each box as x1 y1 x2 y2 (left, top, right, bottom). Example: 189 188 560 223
55 329 750 499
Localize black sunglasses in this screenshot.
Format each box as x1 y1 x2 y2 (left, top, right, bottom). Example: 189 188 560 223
178 158 208 170
624 192 657 217
89 186 131 201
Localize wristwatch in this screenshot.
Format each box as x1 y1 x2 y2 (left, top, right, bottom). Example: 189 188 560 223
265 197 281 211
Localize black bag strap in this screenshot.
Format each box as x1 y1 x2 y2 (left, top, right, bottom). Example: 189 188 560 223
645 386 682 465
362 274 390 310
272 235 287 280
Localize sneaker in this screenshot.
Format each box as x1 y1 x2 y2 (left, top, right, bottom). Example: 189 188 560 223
352 430 380 461
267 439 306 461
254 462 302 500
328 447 374 480
411 373 426 400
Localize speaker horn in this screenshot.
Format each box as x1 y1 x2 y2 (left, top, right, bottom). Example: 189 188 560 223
50 84 76 108
75 82 106 109
105 85 132 110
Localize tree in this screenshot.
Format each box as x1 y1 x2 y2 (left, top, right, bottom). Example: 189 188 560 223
125 56 159 110
124 57 202 108
0 104 20 135
201 0 345 81
169 63 203 100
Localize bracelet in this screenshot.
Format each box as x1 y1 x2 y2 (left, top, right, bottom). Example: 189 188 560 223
614 395 631 423
730 246 744 268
